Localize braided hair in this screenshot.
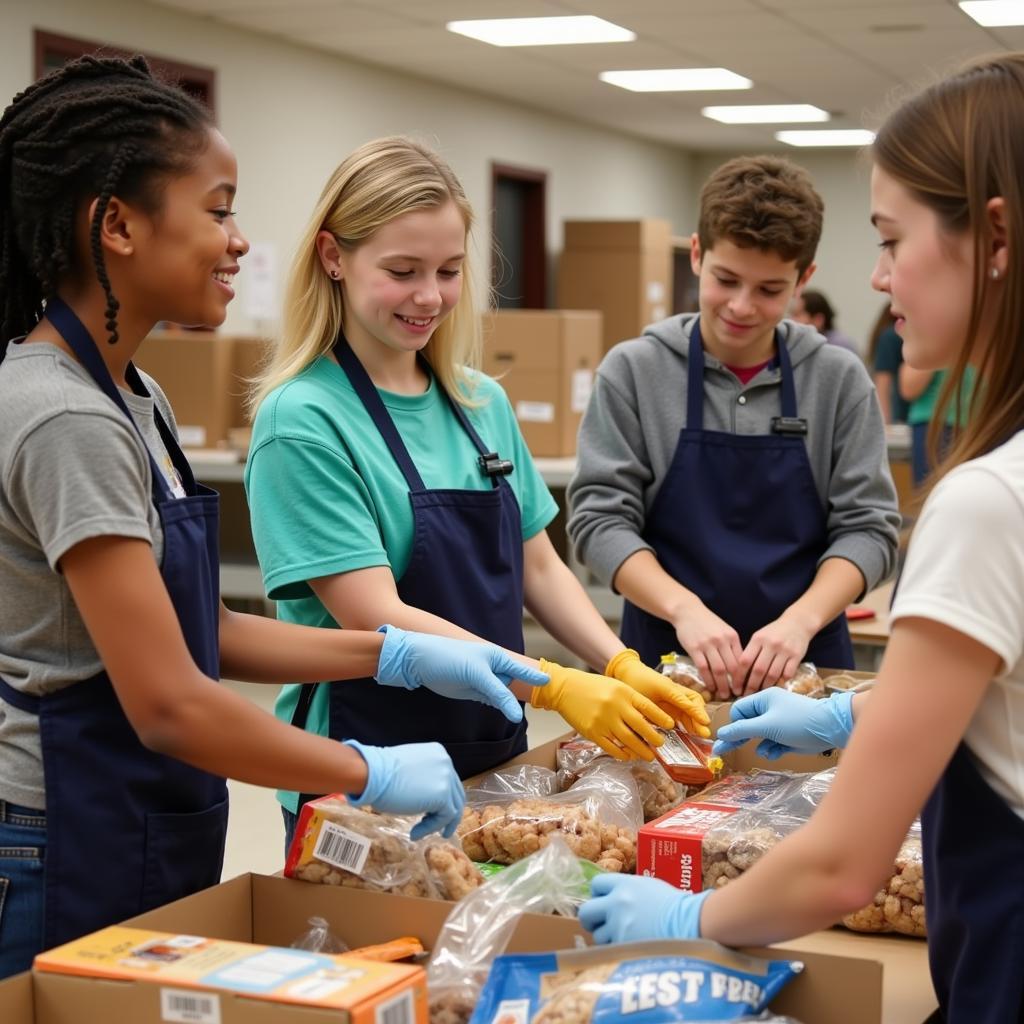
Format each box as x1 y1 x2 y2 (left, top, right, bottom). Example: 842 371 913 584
0 54 212 353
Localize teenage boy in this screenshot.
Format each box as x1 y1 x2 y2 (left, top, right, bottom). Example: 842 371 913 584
567 156 900 699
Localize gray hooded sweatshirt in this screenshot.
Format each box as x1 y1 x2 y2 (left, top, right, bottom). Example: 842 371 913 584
567 313 901 598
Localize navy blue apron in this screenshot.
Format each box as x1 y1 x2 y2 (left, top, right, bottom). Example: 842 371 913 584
620 319 854 670
290 330 527 790
0 300 228 949
921 743 1024 1021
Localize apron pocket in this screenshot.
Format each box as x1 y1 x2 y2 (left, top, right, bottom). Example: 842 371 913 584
140 798 228 912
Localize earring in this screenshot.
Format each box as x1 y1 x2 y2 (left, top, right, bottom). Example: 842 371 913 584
990 266 1000 280
330 269 340 280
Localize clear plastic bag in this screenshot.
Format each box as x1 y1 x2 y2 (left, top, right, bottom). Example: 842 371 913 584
290 915 349 954
702 808 805 890
458 762 642 872
427 836 594 1024
660 652 713 700
284 796 483 901
695 769 806 810
842 829 926 937
777 662 825 698
556 737 689 823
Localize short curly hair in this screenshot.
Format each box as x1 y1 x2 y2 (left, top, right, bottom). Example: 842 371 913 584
697 155 823 274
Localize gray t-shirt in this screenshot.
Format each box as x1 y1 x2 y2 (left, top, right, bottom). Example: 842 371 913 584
0 340 186 809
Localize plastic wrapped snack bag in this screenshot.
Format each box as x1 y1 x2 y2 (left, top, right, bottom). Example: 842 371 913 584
776 663 825 699
472 940 803 1023
428 836 596 1024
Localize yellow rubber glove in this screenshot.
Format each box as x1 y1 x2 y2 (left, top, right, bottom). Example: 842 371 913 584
605 649 711 738
530 659 673 762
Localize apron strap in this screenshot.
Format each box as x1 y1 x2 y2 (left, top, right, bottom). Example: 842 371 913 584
44 299 179 503
686 319 796 426
0 676 41 715
441 385 503 491
333 331 427 492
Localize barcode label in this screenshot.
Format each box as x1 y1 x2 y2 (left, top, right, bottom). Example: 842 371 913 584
376 989 414 1024
313 820 371 874
161 987 221 1024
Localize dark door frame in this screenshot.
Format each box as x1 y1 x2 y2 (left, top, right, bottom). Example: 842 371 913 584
490 162 547 308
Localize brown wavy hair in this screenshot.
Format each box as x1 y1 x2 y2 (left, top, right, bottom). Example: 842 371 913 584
872 54 1024 476
697 155 823 274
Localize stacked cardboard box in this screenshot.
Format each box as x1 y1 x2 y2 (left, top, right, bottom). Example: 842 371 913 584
558 219 673 355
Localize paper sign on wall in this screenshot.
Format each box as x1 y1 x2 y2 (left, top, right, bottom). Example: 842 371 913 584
571 370 593 413
244 242 279 321
516 401 555 424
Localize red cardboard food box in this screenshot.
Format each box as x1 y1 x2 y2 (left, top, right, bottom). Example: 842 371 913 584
636 801 740 893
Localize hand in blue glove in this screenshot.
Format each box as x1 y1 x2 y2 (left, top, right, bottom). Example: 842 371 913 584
375 625 549 724
579 874 712 944
343 739 465 841
712 687 854 760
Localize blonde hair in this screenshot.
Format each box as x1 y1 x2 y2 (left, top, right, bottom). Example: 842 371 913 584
250 136 483 413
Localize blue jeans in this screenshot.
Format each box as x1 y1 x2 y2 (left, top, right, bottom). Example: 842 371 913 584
0 800 46 980
282 805 299 857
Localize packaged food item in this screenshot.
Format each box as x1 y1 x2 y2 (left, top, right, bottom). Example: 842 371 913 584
653 727 724 786
661 652 713 700
428 837 594 1024
285 796 483 900
694 770 805 811
842 832 926 937
347 937 426 963
556 736 690 822
776 663 825 698
701 809 802 890
474 940 803 1023
458 764 642 872
290 915 348 953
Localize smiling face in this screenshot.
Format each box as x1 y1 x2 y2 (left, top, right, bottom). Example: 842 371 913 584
691 235 813 365
869 165 975 371
335 201 466 357
122 127 249 329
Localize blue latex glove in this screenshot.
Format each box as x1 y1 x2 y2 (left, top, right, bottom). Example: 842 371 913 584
712 688 855 760
375 625 549 724
579 875 712 944
343 739 465 840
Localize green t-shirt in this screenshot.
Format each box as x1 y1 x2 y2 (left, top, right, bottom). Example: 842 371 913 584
244 356 558 812
907 368 976 426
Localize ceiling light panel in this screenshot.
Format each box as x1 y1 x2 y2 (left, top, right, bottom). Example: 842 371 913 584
702 104 829 123
446 16 635 46
959 1 1024 26
600 68 752 91
776 129 875 147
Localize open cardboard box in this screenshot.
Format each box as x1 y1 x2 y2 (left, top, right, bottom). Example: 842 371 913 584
0 872 934 1024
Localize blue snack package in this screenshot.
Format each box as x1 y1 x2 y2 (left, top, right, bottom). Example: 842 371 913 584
470 940 803 1023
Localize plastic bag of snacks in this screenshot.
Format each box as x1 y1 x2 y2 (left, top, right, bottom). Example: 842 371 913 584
661 652 713 700
701 808 804 890
776 663 825 698
473 940 803 1023
428 837 595 1024
842 828 926 938
457 764 642 872
556 736 693 822
695 770 806 812
284 796 483 900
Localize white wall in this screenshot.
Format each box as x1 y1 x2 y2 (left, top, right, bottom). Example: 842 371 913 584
1 0 696 335
692 151 885 355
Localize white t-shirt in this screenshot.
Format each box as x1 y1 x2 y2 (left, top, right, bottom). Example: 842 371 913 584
891 431 1024 819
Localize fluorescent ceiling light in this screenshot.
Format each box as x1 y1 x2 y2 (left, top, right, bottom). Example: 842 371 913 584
959 1 1024 26
776 129 875 147
702 104 830 124
600 68 752 92
446 16 635 46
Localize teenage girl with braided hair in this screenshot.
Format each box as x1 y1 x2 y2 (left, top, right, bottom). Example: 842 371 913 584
0 54 554 978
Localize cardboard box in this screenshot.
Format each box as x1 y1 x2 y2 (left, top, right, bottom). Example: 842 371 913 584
134 332 271 450
482 309 602 457
33 925 426 1023
558 219 673 354
0 872 936 1024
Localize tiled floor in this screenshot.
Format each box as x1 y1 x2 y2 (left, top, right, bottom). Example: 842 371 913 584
221 625 575 879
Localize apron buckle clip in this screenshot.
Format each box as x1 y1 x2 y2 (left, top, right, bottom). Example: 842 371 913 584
478 452 515 478
771 416 808 436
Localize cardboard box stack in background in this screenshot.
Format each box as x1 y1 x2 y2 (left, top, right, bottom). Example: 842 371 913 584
134 331 272 451
558 219 673 354
482 309 602 457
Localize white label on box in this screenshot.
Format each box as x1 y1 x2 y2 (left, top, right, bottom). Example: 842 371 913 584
487 999 531 1024
516 400 555 423
288 965 364 1000
647 281 665 303
376 989 416 1024
313 819 371 875
161 987 221 1024
570 369 593 413
177 425 207 448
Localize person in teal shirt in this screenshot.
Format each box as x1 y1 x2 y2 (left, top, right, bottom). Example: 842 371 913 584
245 137 707 843
901 366 976 484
